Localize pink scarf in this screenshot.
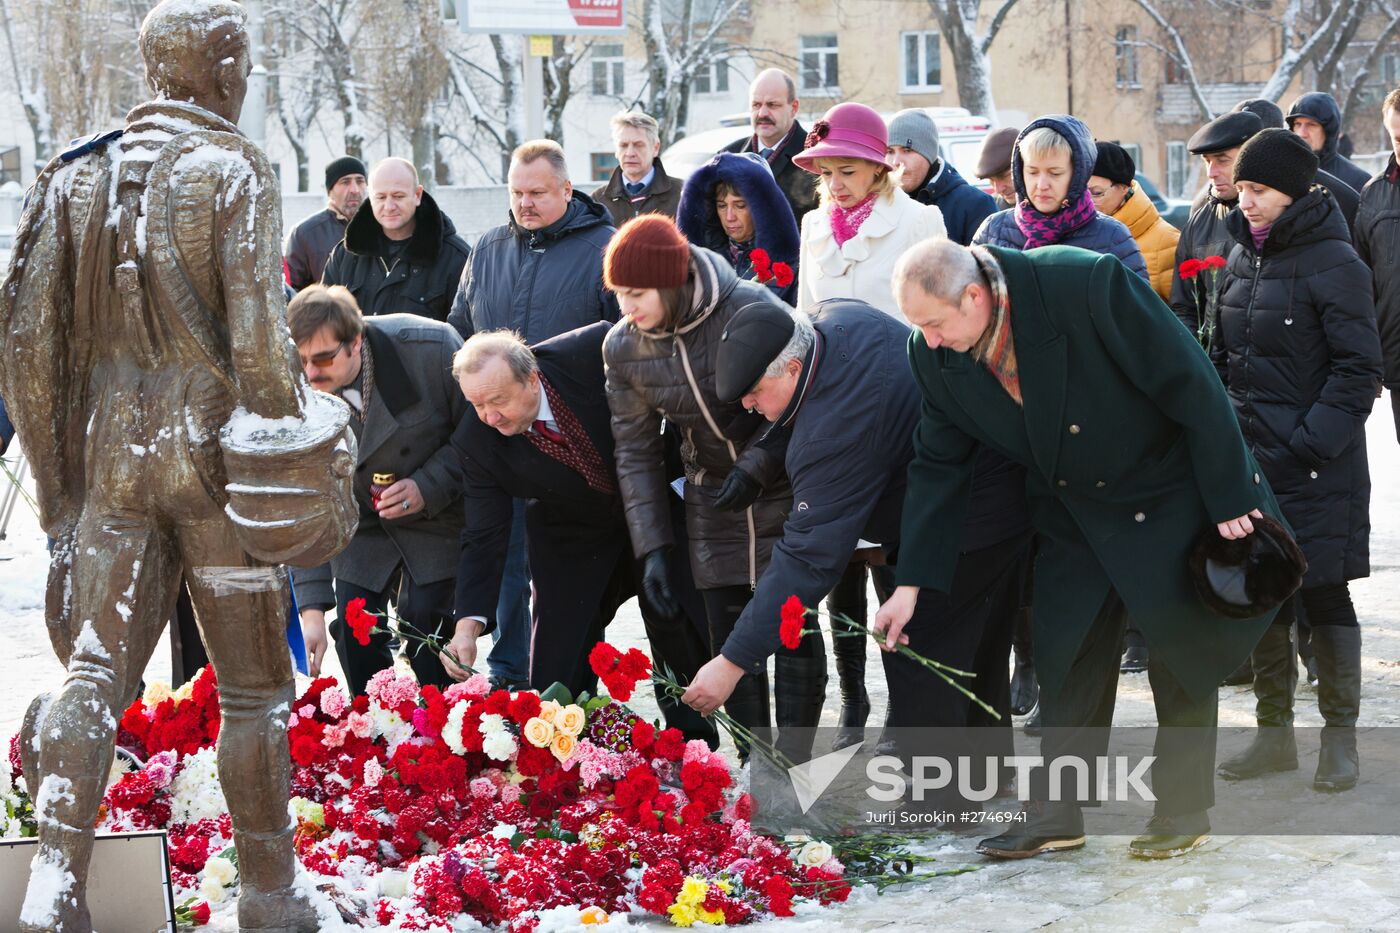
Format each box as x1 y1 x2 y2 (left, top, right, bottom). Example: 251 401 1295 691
830 195 877 248
1013 189 1098 249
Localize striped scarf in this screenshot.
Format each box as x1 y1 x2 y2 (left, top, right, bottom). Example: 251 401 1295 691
969 246 1021 406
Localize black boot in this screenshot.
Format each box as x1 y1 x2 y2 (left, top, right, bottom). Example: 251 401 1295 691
1010 608 1039 716
1218 622 1297 780
773 654 828 764
1221 659 1254 687
723 669 771 765
830 614 870 751
1312 625 1361 792
1120 626 1148 674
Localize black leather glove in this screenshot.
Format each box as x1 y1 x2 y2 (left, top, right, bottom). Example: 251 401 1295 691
713 466 761 512
641 547 682 622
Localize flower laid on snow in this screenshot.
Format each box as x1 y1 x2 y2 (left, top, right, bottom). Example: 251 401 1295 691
7 663 956 930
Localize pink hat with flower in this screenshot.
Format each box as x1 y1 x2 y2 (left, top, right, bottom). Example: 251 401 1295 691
792 102 895 174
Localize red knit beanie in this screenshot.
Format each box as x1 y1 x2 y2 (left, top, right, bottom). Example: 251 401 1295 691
604 215 691 290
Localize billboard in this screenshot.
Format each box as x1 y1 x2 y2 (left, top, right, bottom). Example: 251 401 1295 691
457 0 626 35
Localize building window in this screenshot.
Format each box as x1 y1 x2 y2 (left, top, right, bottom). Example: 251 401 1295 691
800 35 839 93
1115 26 1140 89
590 152 619 183
1165 141 1187 198
1384 52 1400 86
693 58 730 96
0 146 19 186
900 31 942 91
591 43 625 96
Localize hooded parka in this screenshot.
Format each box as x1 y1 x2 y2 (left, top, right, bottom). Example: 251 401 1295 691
1286 93 1372 193
1216 186 1381 586
973 115 1149 283
1113 182 1180 301
604 246 793 590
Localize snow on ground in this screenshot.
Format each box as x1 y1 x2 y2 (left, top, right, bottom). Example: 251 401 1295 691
3 400 1400 931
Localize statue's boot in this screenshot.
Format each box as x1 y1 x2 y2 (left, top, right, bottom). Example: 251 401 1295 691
18 824 96 933
235 828 321 933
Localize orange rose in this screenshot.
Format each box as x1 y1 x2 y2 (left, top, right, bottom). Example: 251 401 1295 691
537 699 561 724
551 731 577 763
523 716 555 748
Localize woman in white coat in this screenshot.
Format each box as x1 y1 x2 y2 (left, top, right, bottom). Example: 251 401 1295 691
790 102 945 749
794 102 946 316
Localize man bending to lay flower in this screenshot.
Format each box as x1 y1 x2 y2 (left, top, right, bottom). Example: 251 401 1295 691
681 297 1033 769
879 238 1286 861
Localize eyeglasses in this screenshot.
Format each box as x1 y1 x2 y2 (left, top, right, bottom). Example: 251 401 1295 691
301 341 348 368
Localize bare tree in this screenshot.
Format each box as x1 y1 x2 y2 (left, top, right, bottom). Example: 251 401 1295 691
1254 0 1367 101
541 36 593 144
926 0 1025 121
1128 0 1216 121
265 12 326 192
276 0 367 159
638 0 749 146
0 0 52 169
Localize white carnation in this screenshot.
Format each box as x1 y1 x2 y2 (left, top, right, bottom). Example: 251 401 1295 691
169 748 227 824
442 702 469 756
482 730 517 761
478 713 507 736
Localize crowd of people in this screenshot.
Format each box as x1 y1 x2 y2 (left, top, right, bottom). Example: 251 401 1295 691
269 66 1400 858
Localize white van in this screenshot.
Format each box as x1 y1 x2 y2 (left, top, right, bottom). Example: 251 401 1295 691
661 107 995 192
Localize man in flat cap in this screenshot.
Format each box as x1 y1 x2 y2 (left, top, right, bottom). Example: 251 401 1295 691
1170 111 1265 338
976 125 1021 209
679 299 1032 768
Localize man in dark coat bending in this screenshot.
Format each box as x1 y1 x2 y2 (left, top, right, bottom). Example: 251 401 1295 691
680 299 1032 767
881 238 1286 861
447 324 715 743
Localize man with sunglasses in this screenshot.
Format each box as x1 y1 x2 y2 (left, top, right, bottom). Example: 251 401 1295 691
288 284 469 695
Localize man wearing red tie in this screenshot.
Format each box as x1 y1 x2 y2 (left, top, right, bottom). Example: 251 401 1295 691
448 325 715 741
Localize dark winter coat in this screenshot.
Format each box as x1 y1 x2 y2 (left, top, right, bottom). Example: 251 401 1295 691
292 316 468 609
283 207 348 291
447 192 618 344
972 115 1149 282
723 121 821 226
720 301 921 670
1216 186 1380 587
321 192 470 322
1287 92 1372 193
1169 194 1235 336
451 323 632 681
591 158 682 227
677 152 800 306
912 160 998 246
1191 169 1359 234
604 246 792 590
1356 157 1400 389
898 244 1285 702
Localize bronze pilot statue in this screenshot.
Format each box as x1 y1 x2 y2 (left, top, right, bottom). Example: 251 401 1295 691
0 1 356 929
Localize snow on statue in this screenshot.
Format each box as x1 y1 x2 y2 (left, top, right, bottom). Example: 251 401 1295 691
0 0 357 929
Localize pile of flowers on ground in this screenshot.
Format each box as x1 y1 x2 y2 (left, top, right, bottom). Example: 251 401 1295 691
5 645 869 931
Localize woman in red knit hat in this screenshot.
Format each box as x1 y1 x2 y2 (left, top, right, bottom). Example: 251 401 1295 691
601 214 826 762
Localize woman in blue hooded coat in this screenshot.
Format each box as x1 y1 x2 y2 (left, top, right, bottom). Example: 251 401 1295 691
678 152 801 306
973 115 1148 282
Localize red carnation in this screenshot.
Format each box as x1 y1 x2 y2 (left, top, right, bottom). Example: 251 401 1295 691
779 595 808 650
749 248 772 276
590 642 652 701
1203 254 1227 269
1178 258 1205 279
345 597 376 646
772 262 794 288
508 691 542 725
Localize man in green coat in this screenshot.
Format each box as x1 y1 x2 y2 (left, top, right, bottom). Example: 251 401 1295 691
878 239 1283 860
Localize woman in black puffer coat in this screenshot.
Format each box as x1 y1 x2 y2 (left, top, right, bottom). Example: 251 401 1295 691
1214 129 1381 794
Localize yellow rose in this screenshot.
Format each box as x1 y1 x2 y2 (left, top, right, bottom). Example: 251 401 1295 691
142 680 173 707
555 704 586 737
537 699 561 724
551 731 577 763
523 717 555 749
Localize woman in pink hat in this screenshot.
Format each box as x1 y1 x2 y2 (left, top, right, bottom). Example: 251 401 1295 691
794 101 946 317
790 102 946 750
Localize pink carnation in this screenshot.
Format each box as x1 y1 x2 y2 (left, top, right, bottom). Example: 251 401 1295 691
363 758 384 787
145 750 178 789
469 778 496 800
499 784 523 805
366 670 417 709
299 704 316 719
445 674 491 705
346 712 372 739
320 688 348 719
322 721 349 749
